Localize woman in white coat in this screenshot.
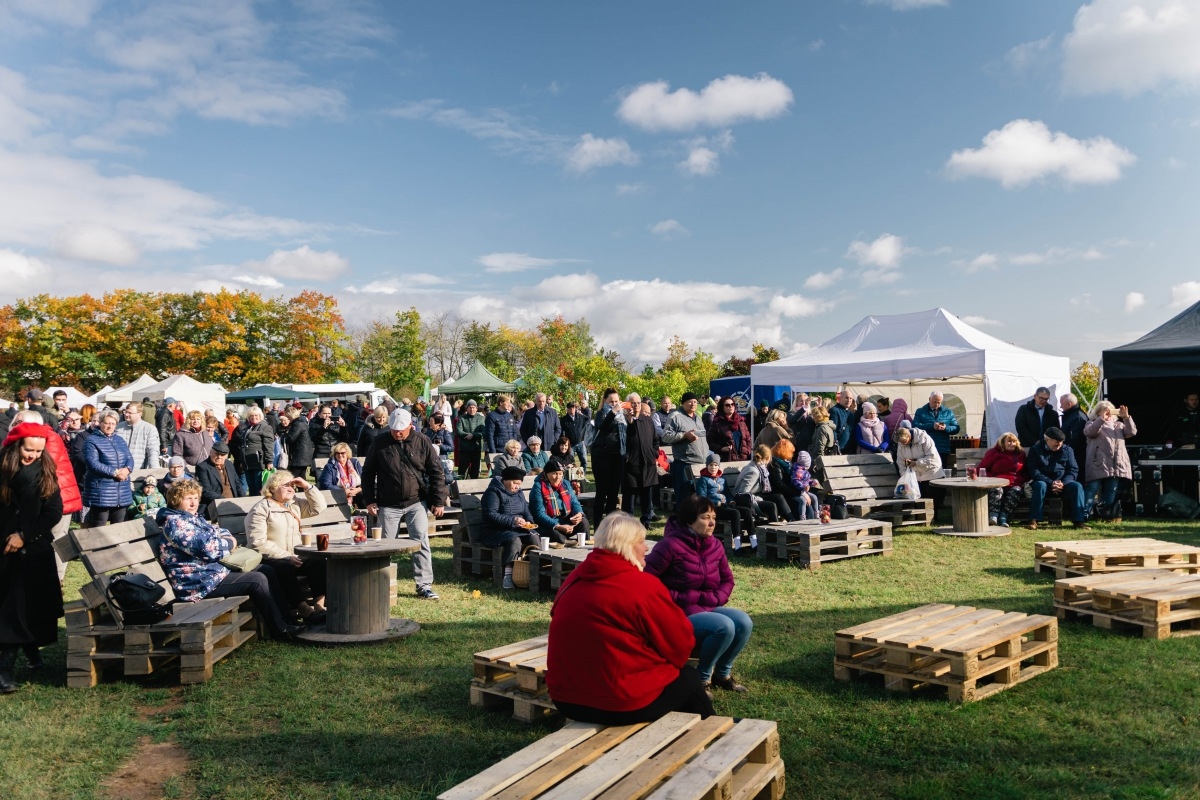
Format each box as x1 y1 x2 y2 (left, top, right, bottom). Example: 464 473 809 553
893 423 943 505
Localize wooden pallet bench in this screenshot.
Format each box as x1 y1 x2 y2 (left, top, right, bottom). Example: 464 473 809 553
820 453 934 527
834 603 1058 702
757 518 892 568
57 517 259 688
471 635 556 723
1034 537 1200 578
1054 569 1200 639
525 541 656 596
439 711 784 800
453 494 506 586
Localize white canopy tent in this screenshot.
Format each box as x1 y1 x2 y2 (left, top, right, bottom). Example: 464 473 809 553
138 374 226 415
100 373 158 405
749 308 1070 445
47 386 93 409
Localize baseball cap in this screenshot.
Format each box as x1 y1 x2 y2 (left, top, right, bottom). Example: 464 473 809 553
389 408 413 430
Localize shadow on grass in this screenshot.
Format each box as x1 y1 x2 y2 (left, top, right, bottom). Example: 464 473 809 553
981 566 1057 585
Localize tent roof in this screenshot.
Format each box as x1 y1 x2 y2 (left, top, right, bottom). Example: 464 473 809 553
1102 300 1200 380
47 386 92 408
750 308 1064 385
225 385 320 402
101 373 158 403
437 361 515 395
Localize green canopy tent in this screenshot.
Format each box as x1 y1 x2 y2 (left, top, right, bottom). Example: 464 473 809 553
435 361 516 396
225 385 321 404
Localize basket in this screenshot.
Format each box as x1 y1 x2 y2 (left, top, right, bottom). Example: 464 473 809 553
511 545 539 588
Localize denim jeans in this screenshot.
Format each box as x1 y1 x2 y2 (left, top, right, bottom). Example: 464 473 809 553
689 607 753 682
378 501 434 590
1085 477 1121 519
1029 479 1086 523
571 442 589 470
671 460 696 506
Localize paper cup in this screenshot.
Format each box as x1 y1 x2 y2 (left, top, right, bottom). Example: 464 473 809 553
371 527 382 540
576 532 586 547
301 532 314 547
539 536 550 552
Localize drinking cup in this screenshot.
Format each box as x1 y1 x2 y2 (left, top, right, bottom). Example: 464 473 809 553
371 526 382 540
316 533 329 551
301 532 314 547
539 536 550 552
576 532 586 547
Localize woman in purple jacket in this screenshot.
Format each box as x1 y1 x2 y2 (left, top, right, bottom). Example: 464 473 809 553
644 494 753 693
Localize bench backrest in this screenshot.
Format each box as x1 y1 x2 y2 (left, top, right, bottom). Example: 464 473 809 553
954 447 989 475
67 517 173 625
689 460 749 479
314 457 329 472
212 488 353 537
452 476 535 503
820 453 899 501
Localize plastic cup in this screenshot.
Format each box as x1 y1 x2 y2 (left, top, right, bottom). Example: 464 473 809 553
539 536 550 552
978 468 987 479
301 532 314 547
576 532 586 547
316 533 329 551
371 527 382 540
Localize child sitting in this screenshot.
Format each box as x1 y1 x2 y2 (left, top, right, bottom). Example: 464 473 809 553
694 453 757 552
791 451 819 520
130 476 167 519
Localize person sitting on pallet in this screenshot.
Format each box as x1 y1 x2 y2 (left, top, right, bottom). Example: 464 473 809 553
790 450 819 520
244 471 328 626
976 432 1027 528
546 512 712 724
1025 427 1089 531
694 453 755 552
481 466 537 590
529 459 588 545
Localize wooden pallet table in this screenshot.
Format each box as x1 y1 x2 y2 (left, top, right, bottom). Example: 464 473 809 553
471 635 556 723
756 518 892 568
834 603 1058 702
1034 537 1200 578
439 711 784 800
1054 569 1200 639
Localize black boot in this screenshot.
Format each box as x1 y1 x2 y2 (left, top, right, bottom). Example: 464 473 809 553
22 643 44 671
0 646 19 694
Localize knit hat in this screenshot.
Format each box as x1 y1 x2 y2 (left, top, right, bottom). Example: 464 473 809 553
796 451 812 467
466 399 477 407
706 452 721 465
680 392 699 404
543 458 564 474
899 420 913 429
168 456 186 468
500 466 526 481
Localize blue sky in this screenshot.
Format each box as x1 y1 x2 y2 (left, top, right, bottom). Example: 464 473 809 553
1 0 1197 368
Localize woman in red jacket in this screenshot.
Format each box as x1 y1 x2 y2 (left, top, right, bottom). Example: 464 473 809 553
977 432 1027 528
546 512 712 724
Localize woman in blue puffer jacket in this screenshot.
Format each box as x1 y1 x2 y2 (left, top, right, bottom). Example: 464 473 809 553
83 408 135 526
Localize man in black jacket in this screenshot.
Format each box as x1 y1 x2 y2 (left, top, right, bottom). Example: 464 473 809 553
1026 427 1087 531
361 408 447 600
519 393 562 449
1058 393 1088 469
561 402 589 469
283 409 315 480
196 442 245 518
156 398 179 458
309 404 346 461
1015 387 1060 448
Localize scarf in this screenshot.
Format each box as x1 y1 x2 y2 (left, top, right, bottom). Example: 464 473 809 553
539 478 572 517
757 463 772 493
336 459 360 488
859 416 885 447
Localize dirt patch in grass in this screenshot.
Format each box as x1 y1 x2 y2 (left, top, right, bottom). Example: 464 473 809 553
100 692 195 800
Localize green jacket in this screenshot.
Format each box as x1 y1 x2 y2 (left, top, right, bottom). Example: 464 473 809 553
130 488 167 518
455 412 486 452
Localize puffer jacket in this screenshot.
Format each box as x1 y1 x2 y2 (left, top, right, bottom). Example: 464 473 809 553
707 413 751 461
83 430 135 508
977 446 1027 487
480 479 533 547
285 417 315 469
244 486 328 560
644 517 735 616
1083 416 1137 481
485 410 521 454
694 471 729 506
896 428 943 482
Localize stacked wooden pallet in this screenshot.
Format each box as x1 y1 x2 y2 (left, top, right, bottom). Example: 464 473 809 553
757 518 892 568
470 635 557 723
834 603 1058 702
1054 569 1200 639
439 712 785 800
1034 537 1200 579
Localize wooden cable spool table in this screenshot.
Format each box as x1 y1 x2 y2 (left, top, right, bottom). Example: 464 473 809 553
930 476 1011 537
294 527 421 644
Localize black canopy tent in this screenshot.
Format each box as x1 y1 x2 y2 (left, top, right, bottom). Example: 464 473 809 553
1102 300 1200 443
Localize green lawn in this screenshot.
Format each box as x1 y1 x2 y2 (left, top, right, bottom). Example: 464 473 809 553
2 519 1199 800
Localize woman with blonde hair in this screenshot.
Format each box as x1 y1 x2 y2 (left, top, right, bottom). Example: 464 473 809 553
977 432 1026 527
546 513 711 724
753 409 793 450
173 410 213 467
1083 400 1136 522
244 469 328 624
492 439 524 475
317 442 362 506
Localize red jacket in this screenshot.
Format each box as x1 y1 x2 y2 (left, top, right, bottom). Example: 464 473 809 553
547 548 695 712
30 423 82 513
978 446 1027 488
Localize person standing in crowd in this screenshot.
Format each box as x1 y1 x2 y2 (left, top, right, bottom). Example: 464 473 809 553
236 407 275 496
1165 392 1200 448
590 388 627 527
653 397 675 443
520 393 562 451
156 398 179 458
1026 427 1088 531
707 397 751 463
83 409 135 527
663 392 709 508
454 400 485 479
829 391 855 455
361 408 446 601
1083 401 1136 523
223 407 240 441
115 402 162 472
754 409 793 451
282 407 314 481
1015 387 1060 448
1059 393 1088 470
11 410 81 579
807 405 837 482
0 422 65 692
913 391 959 462
173 410 213 468
309 405 346 462
546 513 711 724
855 402 890 454
357 406 390 462
560 402 589 470
884 398 912 439
622 401 659 526
485 396 522 461
22 389 55 426
49 390 70 425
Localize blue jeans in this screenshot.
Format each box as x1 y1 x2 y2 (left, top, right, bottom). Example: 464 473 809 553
1085 477 1121 519
672 459 696 505
571 442 588 470
1029 479 1086 523
689 607 753 682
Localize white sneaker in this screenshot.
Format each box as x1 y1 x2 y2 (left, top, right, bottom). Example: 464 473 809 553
731 536 742 551
749 535 758 549
502 575 516 590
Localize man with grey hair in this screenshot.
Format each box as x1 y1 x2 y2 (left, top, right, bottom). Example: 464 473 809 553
1015 387 1060 448
117 403 162 469
913 391 959 461
520 392 562 449
1059 393 1088 469
829 390 855 454
362 408 447 600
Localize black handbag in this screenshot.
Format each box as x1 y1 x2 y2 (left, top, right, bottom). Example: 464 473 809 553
106 572 172 626
827 494 849 520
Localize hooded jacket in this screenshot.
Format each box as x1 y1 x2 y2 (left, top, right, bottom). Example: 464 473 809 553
546 548 694 712
644 518 735 616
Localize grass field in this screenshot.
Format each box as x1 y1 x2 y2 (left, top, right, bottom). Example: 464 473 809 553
2 517 1198 800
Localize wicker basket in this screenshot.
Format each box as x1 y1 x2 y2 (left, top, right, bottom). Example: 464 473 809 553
511 545 539 588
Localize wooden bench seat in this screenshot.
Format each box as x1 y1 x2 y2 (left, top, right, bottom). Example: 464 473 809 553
820 453 934 527
57 517 258 687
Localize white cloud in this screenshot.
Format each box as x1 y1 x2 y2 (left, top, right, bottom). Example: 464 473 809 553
1063 0 1200 96
865 0 949 9
617 73 793 132
957 253 998 273
961 315 1003 327
946 119 1136 188
49 222 142 265
230 273 284 289
1124 291 1146 313
1169 281 1200 309
679 146 719 176
862 267 904 284
1005 36 1054 72
0 248 47 283
1009 245 1110 266
244 245 349 279
649 220 689 239
477 252 586 274
344 274 449 294
768 294 835 318
808 39 825 52
615 183 645 196
804 269 844 290
0 0 99 32
565 134 638 173
846 234 906 268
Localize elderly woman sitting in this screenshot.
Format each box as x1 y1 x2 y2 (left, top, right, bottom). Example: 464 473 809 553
977 432 1026 528
546 513 711 724
245 470 328 625
481 466 537 589
855 402 890 454
529 459 588 544
317 442 363 507
522 436 549 474
158 479 302 640
491 439 524 476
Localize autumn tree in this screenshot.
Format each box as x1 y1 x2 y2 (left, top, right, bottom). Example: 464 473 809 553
1071 361 1100 412
382 307 426 400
